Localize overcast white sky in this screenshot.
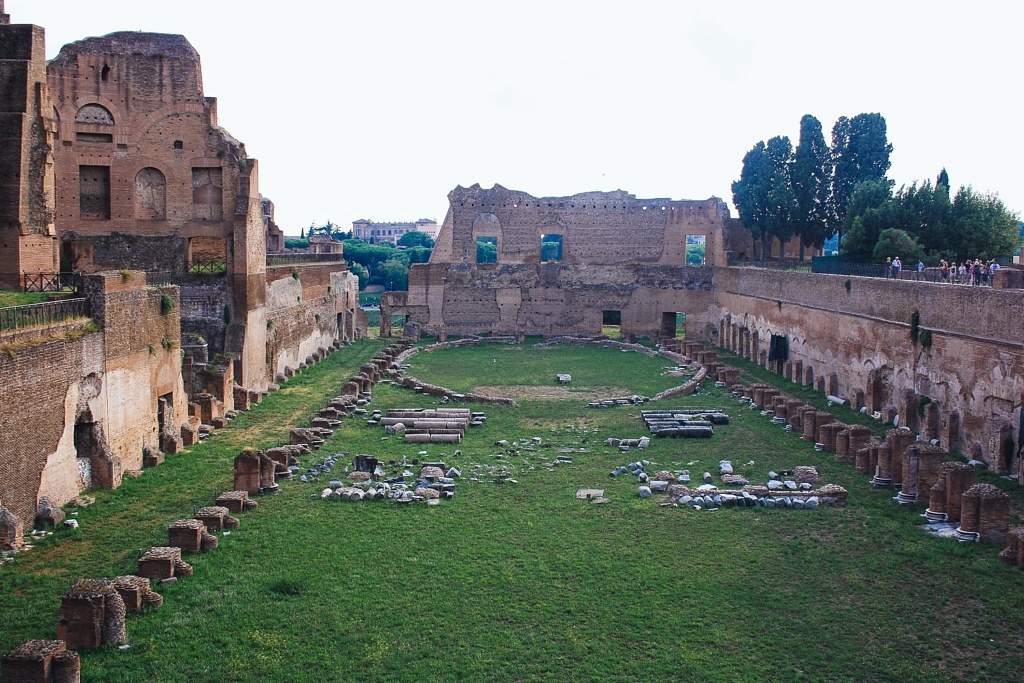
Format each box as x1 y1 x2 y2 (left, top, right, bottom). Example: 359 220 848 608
10 0 1022 234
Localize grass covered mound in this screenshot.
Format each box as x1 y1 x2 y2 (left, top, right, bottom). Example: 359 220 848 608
1 340 1022 682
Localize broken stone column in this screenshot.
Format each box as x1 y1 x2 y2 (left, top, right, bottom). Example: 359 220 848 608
997 527 1024 568
885 429 916 489
168 519 217 553
137 547 192 580
818 422 848 452
216 490 258 513
979 486 1011 544
942 461 976 523
113 575 162 612
846 426 873 463
896 445 922 504
835 429 850 461
234 448 265 494
195 506 239 531
956 483 1007 543
871 442 894 487
925 478 948 522
56 579 126 650
0 505 24 551
2 640 79 683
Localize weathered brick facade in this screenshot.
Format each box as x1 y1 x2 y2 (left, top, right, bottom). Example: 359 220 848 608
0 15 59 288
408 184 1024 470
0 272 186 523
405 184 726 339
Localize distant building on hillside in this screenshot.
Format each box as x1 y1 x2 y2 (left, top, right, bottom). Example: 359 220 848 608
352 218 438 246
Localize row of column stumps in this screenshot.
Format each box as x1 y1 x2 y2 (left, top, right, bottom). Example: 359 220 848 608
718 364 1013 554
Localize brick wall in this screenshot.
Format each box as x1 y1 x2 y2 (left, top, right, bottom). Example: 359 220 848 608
0 272 186 522
709 267 1024 471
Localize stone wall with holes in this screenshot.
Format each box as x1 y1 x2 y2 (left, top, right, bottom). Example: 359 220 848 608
47 30 270 391
407 184 724 339
264 268 360 378
708 267 1024 472
0 21 59 287
0 271 186 522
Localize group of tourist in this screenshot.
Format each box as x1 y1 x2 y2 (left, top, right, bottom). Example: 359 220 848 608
884 256 1000 285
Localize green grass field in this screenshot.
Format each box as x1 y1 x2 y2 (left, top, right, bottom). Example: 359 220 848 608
1 340 1022 682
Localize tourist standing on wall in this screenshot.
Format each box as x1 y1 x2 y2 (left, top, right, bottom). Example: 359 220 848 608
958 262 967 284
885 256 892 278
892 256 902 279
917 260 924 280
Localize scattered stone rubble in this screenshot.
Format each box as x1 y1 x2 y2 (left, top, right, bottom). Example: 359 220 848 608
302 453 461 504
614 455 842 510
724 369 1017 560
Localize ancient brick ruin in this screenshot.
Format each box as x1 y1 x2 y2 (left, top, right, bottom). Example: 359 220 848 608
0 13 361 524
404 183 1023 473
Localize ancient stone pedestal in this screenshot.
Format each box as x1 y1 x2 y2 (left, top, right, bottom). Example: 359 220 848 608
195 506 238 530
168 519 208 553
925 479 948 522
113 575 162 612
2 640 79 683
871 443 894 487
896 446 922 505
216 490 257 513
997 528 1024 567
957 483 1007 543
818 422 847 453
35 497 65 527
56 579 126 650
137 547 192 580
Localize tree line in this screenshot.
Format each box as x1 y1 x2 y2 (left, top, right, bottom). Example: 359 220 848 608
732 113 1020 263
291 222 435 291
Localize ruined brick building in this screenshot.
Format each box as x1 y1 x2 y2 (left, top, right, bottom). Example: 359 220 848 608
0 9 359 523
396 183 1024 475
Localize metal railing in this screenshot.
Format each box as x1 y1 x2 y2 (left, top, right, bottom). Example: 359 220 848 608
0 297 90 331
188 258 226 274
266 253 345 266
23 272 80 293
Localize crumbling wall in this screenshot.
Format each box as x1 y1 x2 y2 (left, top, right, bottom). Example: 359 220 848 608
0 21 59 287
710 267 1024 470
407 184 724 339
0 272 186 521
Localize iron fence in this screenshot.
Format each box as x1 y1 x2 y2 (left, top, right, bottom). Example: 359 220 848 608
189 258 226 274
23 272 80 293
0 297 90 331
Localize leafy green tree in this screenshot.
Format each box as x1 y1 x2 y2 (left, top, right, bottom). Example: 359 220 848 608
872 228 925 265
349 262 369 290
378 257 409 290
839 179 893 254
947 187 1022 261
405 246 432 264
791 115 832 260
397 231 435 249
686 243 705 265
936 168 950 193
731 136 796 261
829 113 893 248
476 238 497 264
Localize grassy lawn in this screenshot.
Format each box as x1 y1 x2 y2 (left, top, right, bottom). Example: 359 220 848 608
2 340 1022 682
0 291 70 309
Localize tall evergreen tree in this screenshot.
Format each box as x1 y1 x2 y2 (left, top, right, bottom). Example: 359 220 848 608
732 136 796 261
828 113 893 249
790 114 831 260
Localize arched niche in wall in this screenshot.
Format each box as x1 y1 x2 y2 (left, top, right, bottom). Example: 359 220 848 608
74 103 115 125
135 168 167 219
